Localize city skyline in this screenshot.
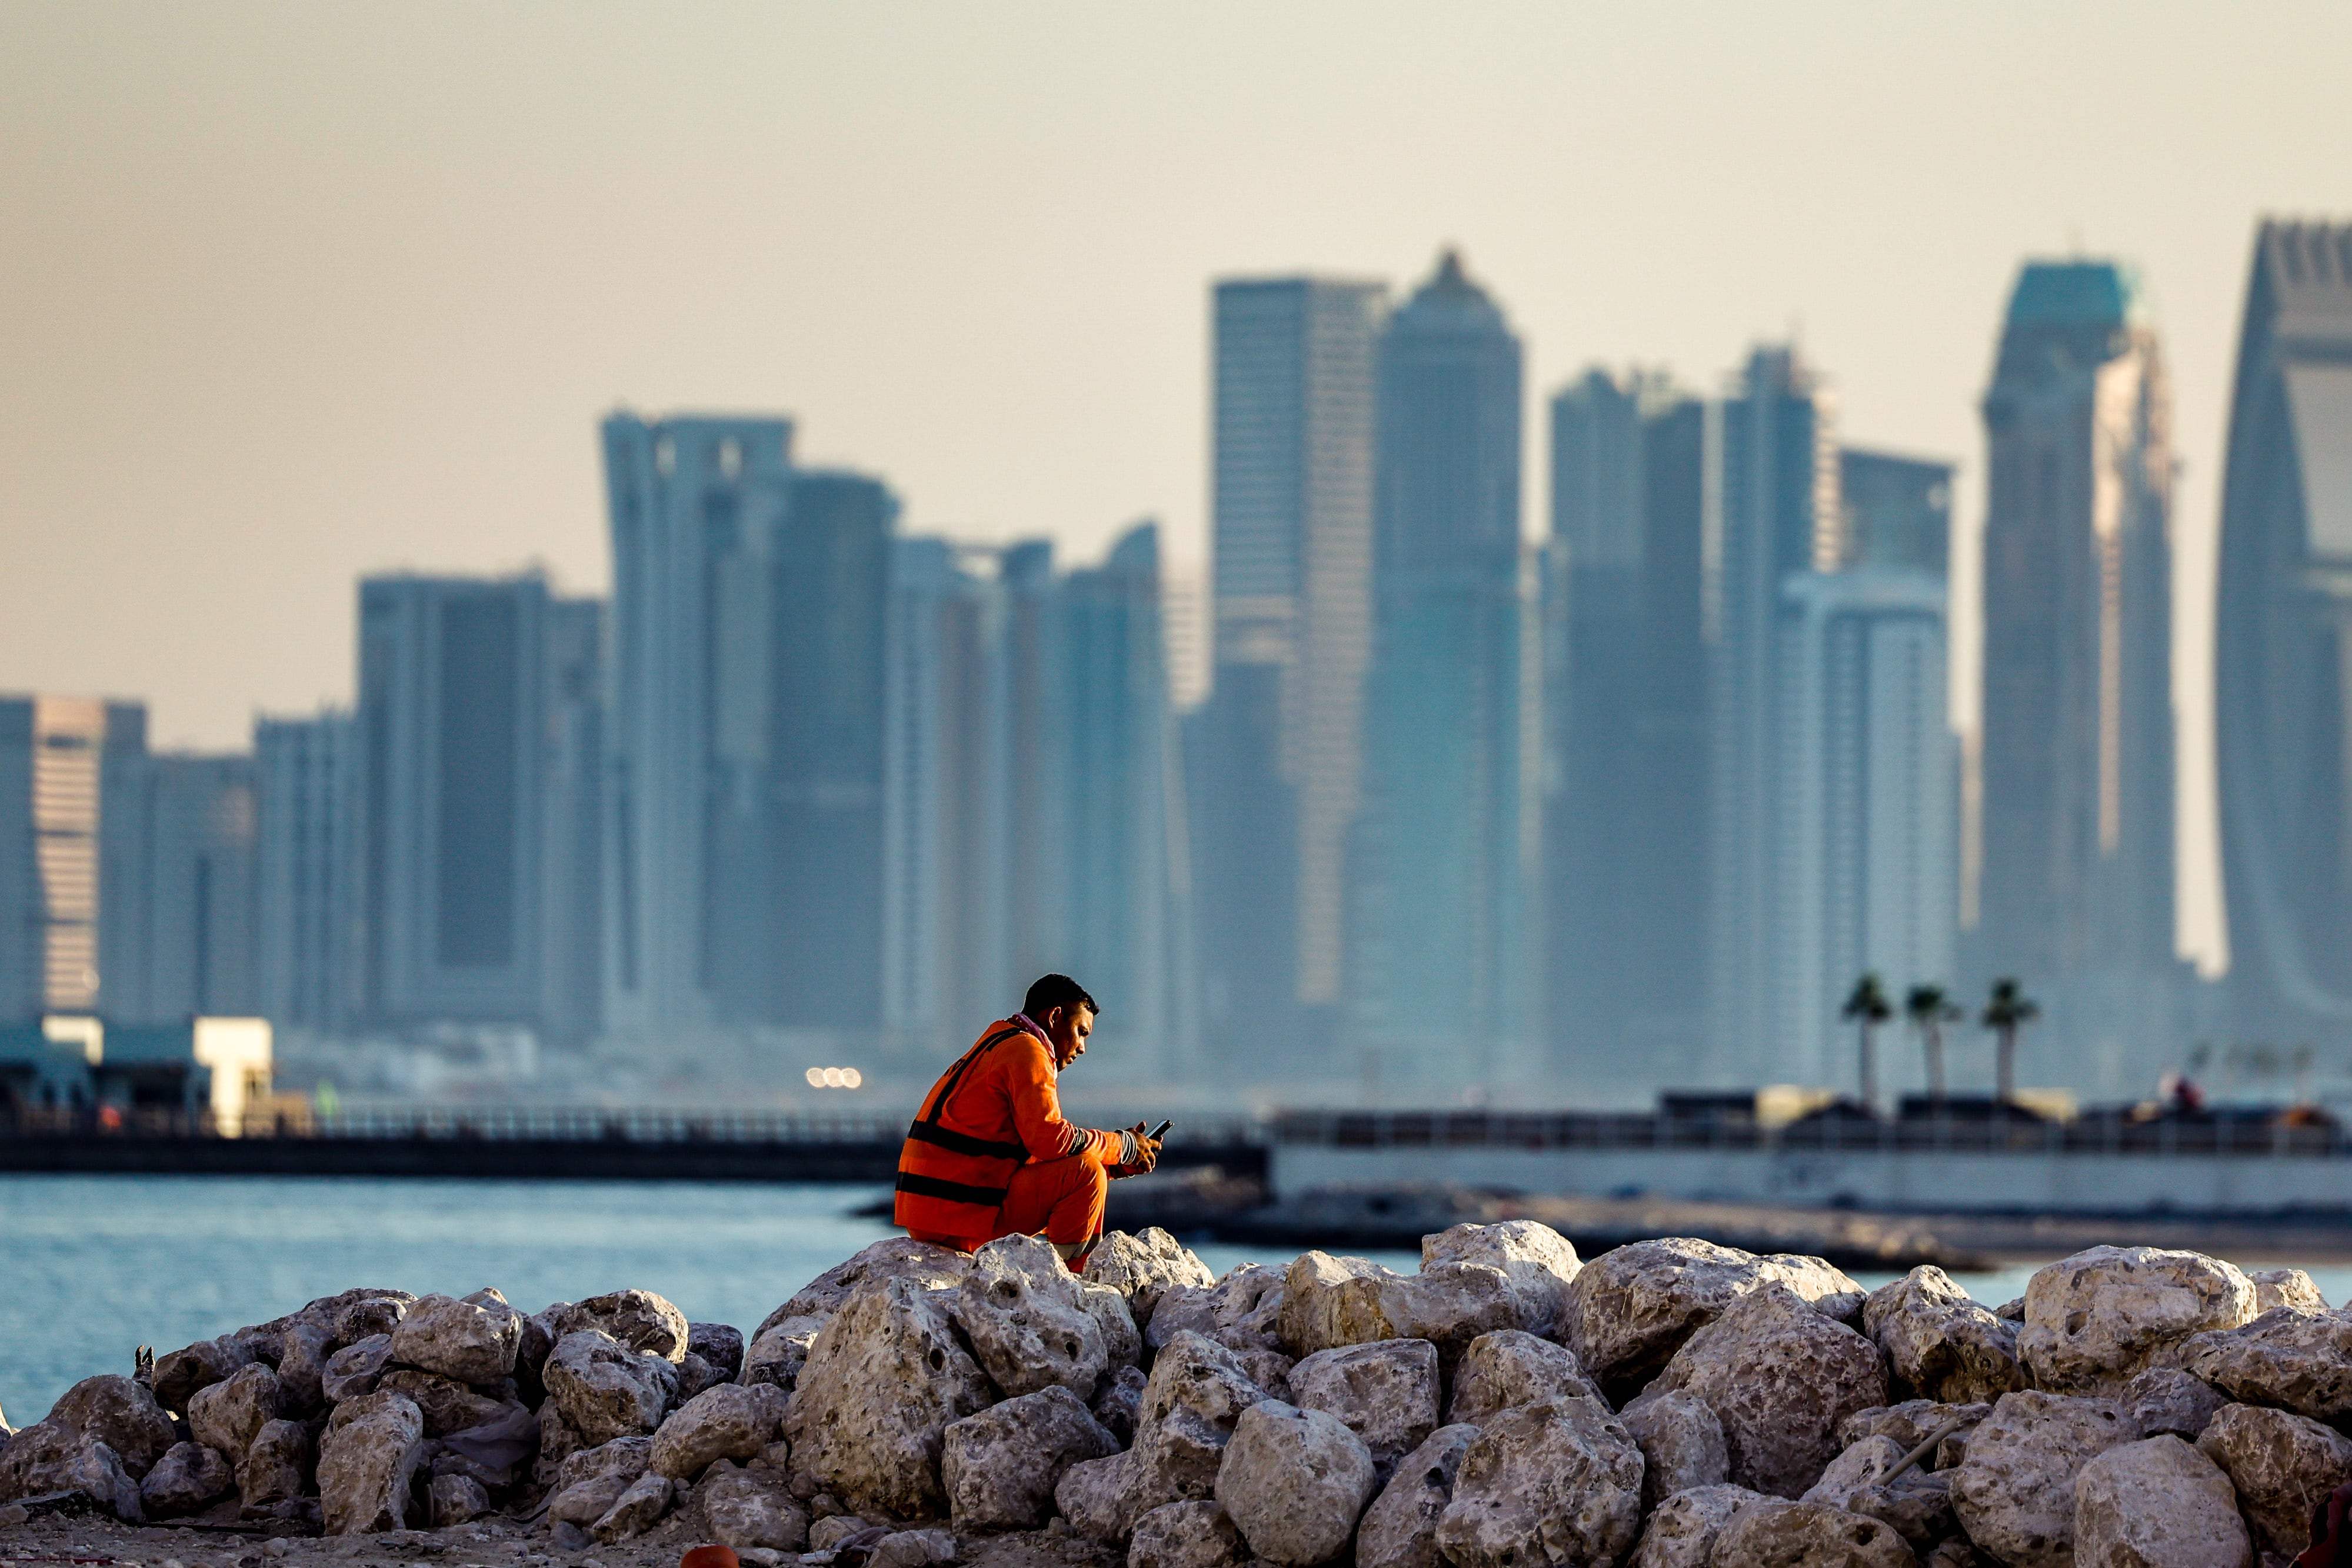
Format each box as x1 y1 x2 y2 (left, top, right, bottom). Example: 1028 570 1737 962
9 8 2351 979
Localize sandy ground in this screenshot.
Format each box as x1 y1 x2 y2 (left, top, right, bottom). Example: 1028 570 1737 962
0 1510 1116 1568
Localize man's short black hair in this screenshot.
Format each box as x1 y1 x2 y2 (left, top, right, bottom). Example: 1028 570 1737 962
1024 973 1098 1020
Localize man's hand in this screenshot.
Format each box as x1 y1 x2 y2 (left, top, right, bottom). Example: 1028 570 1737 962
1118 1122 1161 1172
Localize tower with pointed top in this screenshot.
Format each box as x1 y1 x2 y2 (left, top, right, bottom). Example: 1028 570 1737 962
1347 251 1541 1087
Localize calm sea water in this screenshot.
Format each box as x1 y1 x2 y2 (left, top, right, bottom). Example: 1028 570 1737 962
3 1173 2343 1429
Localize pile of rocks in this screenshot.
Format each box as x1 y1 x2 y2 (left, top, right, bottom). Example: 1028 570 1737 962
2 1226 2346 1568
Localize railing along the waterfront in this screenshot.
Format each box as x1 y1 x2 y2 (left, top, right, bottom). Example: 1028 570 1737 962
0 1103 1270 1147
1265 1107 2352 1159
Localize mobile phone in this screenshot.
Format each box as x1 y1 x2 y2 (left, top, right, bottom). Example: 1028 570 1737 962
1147 1118 1174 1142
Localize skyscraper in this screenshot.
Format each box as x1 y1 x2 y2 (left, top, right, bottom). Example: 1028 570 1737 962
1775 569 1957 1092
1976 263 2176 991
1195 276 1382 1069
357 573 582 1029
1545 371 1710 1086
255 710 358 1033
2216 220 2352 1041
752 470 892 1032
1350 250 1539 1088
883 528 1189 1069
601 413 794 1037
0 696 146 1019
1706 346 1841 1080
110 753 262 1021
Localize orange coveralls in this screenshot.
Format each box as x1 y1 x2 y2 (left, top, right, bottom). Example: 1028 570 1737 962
892 1016 1134 1265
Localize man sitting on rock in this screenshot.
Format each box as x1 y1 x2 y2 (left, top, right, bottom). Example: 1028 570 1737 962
894 973 1160 1269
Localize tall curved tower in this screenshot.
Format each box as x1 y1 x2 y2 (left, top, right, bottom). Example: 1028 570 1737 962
2216 221 2352 1037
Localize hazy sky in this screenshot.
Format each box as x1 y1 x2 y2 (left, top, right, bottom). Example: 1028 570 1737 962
4 3 2346 974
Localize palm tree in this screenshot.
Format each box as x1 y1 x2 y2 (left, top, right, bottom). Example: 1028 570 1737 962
1983 978 2040 1105
1841 973 1893 1112
1906 983 1963 1102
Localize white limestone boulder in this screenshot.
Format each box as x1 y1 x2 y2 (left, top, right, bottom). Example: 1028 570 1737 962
1285 1338 1439 1483
1650 1282 1888 1498
2195 1400 2352 1558
1704 1499 1917 1567
548 1437 655 1528
1212 1400 1377 1566
543 1327 678 1445
317 1389 426 1534
2015 1246 2256 1393
788 1273 995 1519
1433 1399 1644 1568
2073 1435 2250 1568
1353 1424 1480 1568
0 1422 144 1521
2122 1367 2227 1439
1558 1237 1864 1399
591 1469 675 1541
43 1374 178 1478
1863 1267 2024 1404
2179 1305 2352 1420
1150 1263 1287 1356
741 1315 826 1393
1619 1387 1730 1509
1624 1482 1770 1568
754 1236 971 1338
237 1417 314 1509
388 1287 523 1383
954 1233 1110 1399
1127 1500 1251 1568
187 1362 284 1460
941 1384 1118 1531
136 1440 235 1516
556 1288 692 1363
694 1457 811 1552
1086 1229 1217 1332
1420 1221 1583 1340
429 1472 490 1527
649 1382 790 1482
1800 1434 1954 1547
152 1336 254 1414
1945 1390 2140 1568
2251 1267 2327 1314
1444 1328 1604 1426
1053 1329 1272 1540
321 1333 392 1403
375 1367 513 1437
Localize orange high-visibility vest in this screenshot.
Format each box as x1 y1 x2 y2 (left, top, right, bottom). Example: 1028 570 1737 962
893 1017 1122 1241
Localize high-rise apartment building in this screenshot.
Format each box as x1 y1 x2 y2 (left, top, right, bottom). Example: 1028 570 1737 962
1976 263 2176 988
1545 371 1710 1087
109 753 262 1021
601 413 794 1036
1349 251 1540 1088
357 573 594 1030
1774 570 1957 1092
2216 221 2352 1041
1841 449 1954 576
884 528 1189 1070
1195 276 1383 1068
1705 346 1841 1080
540 599 605 1044
255 710 358 1032
0 696 146 1019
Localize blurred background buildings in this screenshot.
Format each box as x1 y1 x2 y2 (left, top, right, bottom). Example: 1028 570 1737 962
4 221 2349 1115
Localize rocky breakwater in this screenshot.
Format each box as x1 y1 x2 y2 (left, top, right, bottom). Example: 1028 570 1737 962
5 1229 2349 1568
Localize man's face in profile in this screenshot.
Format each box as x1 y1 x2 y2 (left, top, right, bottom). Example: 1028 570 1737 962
1044 1003 1095 1069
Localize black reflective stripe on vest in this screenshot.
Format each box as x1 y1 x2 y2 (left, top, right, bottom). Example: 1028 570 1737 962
905 1121 1029 1160
894 1170 1009 1207
904 1025 1032 1168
